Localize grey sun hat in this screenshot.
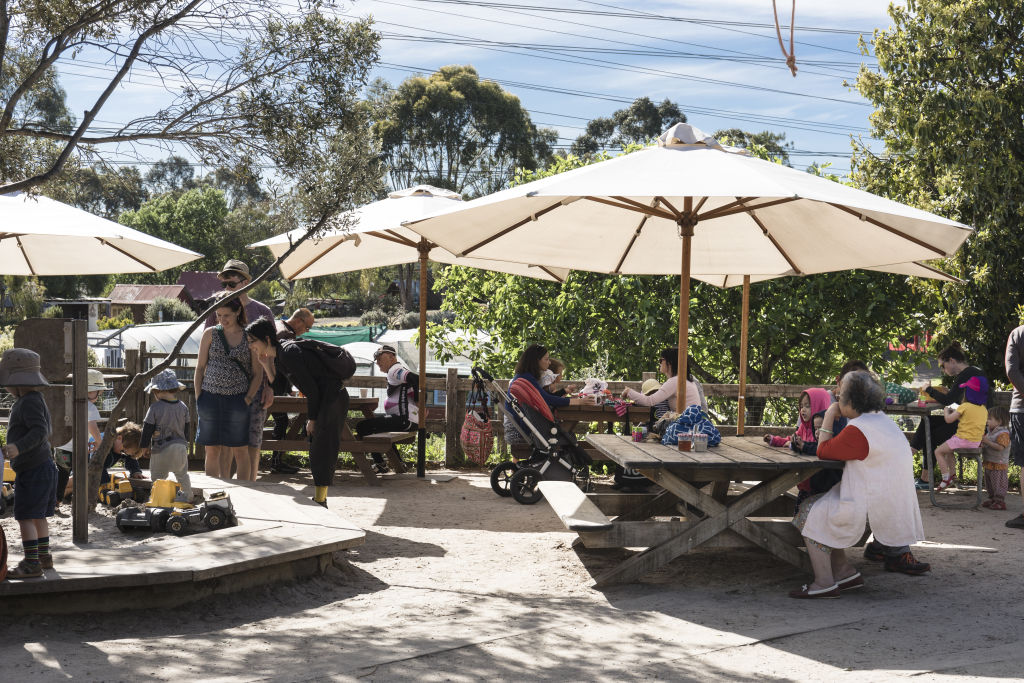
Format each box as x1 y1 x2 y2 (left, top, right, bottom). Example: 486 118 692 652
144 369 186 393
0 348 50 387
373 344 397 360
87 368 108 391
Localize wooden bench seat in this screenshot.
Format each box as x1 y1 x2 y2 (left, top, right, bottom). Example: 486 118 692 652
537 481 614 532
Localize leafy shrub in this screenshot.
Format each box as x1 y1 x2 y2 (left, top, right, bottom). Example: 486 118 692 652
145 297 195 323
391 311 420 329
359 308 388 326
97 313 135 330
41 305 64 318
10 278 45 318
427 310 455 325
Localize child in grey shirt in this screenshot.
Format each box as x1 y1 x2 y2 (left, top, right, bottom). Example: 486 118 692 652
140 370 192 502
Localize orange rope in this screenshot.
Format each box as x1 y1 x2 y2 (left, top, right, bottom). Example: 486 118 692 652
772 0 798 77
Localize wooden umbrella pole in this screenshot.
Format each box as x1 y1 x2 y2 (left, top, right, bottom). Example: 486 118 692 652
676 202 696 413
416 240 430 478
738 275 750 436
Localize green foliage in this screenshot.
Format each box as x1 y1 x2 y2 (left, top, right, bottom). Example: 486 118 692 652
571 97 684 157
852 0 1024 380
97 313 135 330
370 66 556 196
714 129 793 166
45 164 148 219
391 311 420 330
5 277 45 318
359 309 389 326
144 297 195 323
41 305 63 318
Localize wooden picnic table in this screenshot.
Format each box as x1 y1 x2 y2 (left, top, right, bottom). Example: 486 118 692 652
261 395 414 486
556 402 652 434
575 434 844 586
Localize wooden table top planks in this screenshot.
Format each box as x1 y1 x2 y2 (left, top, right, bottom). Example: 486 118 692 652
586 434 844 471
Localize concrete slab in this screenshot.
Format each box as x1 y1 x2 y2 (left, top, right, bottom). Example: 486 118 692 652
0 474 364 612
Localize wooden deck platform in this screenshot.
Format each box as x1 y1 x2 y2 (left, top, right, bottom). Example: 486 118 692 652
0 473 365 614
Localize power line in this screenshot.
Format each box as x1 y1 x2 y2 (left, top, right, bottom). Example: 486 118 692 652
374 21 870 106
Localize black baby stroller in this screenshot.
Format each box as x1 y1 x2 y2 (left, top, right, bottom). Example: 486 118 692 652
473 367 593 505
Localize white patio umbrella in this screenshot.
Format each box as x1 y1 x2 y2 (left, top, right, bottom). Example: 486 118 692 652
405 123 973 412
249 185 570 476
0 192 202 274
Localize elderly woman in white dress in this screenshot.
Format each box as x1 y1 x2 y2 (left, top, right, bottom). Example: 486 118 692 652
790 371 927 599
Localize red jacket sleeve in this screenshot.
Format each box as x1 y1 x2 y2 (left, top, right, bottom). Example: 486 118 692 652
816 425 869 461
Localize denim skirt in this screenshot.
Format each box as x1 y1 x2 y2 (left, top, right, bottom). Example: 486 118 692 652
195 391 249 447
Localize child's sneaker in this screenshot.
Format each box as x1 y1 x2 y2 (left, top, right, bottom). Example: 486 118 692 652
7 559 43 579
39 554 53 570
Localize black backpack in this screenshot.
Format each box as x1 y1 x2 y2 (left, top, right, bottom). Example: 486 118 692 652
285 338 356 382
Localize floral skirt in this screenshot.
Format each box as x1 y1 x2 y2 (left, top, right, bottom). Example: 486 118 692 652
792 492 832 554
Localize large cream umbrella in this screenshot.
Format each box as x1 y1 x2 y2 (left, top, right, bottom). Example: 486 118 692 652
250 185 569 476
0 192 202 273
695 263 960 434
405 124 973 412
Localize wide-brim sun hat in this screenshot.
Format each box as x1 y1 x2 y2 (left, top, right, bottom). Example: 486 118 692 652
0 348 50 387
641 378 662 396
219 258 251 279
145 369 186 393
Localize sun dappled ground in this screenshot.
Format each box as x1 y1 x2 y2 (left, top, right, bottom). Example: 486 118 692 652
0 470 1021 681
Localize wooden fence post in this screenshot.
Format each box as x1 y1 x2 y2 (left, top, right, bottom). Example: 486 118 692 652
445 367 461 468
136 341 147 423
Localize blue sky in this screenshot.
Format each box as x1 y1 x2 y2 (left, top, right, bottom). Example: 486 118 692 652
58 0 904 180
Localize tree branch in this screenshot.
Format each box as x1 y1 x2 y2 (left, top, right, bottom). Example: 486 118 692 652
1 0 205 194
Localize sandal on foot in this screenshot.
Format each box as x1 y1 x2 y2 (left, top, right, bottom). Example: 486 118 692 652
788 583 840 599
7 559 43 579
990 500 1007 510
836 572 864 591
934 476 955 492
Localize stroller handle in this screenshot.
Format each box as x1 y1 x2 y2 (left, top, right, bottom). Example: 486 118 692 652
472 367 493 382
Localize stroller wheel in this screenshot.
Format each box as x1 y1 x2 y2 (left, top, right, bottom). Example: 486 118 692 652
510 467 544 505
490 460 519 497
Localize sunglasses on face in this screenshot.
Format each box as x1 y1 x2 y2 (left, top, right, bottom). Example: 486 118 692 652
221 279 242 289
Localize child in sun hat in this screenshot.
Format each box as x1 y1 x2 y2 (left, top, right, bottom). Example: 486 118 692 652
139 369 192 502
933 375 989 492
0 348 57 579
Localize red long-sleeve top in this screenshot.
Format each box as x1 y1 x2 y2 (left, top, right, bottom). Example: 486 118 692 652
816 424 869 461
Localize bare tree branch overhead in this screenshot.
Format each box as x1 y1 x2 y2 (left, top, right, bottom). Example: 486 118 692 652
0 0 380 194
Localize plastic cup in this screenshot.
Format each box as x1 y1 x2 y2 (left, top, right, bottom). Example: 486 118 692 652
678 434 692 452
692 433 708 452
360 388 368 398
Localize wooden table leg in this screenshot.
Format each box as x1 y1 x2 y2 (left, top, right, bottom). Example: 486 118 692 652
385 445 409 474
593 468 811 586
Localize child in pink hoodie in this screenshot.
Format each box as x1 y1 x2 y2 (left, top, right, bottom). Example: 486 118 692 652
764 388 833 454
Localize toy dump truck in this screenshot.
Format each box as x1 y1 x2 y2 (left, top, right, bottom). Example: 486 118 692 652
99 473 138 506
115 479 237 535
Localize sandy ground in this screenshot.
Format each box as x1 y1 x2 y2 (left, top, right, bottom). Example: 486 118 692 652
0 469 1022 682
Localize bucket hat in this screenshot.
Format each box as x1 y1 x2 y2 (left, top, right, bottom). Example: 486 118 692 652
0 348 49 387
87 368 108 391
145 369 186 393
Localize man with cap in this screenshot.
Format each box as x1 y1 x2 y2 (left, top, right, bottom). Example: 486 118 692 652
205 259 276 477
267 308 316 474
355 344 420 473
